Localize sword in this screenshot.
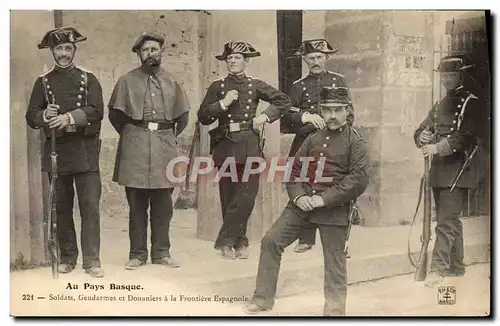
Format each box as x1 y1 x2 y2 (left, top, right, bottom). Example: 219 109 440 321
450 145 478 192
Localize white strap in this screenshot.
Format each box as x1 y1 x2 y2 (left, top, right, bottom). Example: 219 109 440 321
457 93 476 131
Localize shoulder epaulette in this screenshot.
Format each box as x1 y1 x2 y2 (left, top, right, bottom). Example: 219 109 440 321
327 70 345 78
76 65 93 74
38 66 54 78
292 76 307 85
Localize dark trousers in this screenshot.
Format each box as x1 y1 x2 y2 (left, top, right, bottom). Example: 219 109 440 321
298 227 317 245
54 171 101 269
125 187 174 262
214 165 260 249
430 187 467 274
251 206 348 316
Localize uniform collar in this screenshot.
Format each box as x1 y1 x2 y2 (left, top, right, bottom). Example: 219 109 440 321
308 70 328 78
227 72 247 81
446 84 466 97
53 63 76 73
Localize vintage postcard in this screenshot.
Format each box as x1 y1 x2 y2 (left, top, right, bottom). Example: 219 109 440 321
10 9 491 317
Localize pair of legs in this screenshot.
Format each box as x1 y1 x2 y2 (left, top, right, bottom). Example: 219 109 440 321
125 187 174 263
54 171 102 270
430 187 467 276
214 165 260 252
250 206 348 316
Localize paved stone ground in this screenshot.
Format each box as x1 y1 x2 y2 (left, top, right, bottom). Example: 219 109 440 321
10 209 491 317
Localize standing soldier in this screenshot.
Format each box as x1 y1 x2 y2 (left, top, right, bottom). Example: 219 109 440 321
25 27 104 278
414 54 480 287
197 41 291 260
244 86 369 316
108 32 190 270
281 39 355 253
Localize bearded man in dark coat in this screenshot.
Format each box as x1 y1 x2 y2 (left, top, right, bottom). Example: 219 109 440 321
109 32 190 270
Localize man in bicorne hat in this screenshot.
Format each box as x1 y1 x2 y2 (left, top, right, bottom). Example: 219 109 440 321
414 54 480 287
244 86 369 316
108 32 190 270
281 38 356 254
25 27 105 278
197 41 291 260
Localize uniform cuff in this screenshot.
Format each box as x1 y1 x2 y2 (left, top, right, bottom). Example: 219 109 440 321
436 138 453 156
69 109 88 127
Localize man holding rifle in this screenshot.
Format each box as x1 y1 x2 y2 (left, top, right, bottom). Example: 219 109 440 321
26 27 104 278
414 54 480 287
244 86 369 316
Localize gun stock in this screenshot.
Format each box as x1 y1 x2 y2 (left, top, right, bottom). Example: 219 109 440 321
415 156 432 281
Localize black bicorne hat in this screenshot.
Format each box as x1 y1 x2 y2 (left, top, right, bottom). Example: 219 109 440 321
37 27 87 49
215 41 261 60
435 54 474 72
288 39 338 58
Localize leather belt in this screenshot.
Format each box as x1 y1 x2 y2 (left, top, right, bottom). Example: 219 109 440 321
227 122 252 133
129 120 173 131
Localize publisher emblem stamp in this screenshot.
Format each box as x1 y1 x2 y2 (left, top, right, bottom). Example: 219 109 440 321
438 286 456 305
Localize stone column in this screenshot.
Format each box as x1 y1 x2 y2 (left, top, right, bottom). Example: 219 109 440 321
324 11 434 226
196 11 284 242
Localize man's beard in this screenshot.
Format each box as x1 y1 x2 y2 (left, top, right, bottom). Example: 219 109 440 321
143 56 161 67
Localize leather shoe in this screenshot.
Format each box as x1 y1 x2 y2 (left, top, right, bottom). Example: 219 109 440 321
125 258 146 270
85 266 104 278
444 269 466 277
58 263 73 273
243 303 269 315
425 271 444 287
235 246 249 259
294 243 313 253
152 257 180 268
220 246 236 260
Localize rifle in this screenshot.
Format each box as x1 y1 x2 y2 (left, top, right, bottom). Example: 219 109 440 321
414 156 432 281
450 145 478 192
47 94 60 279
344 200 359 259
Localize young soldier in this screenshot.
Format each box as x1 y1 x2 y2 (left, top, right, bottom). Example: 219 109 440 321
197 41 291 260
245 86 369 316
414 54 480 287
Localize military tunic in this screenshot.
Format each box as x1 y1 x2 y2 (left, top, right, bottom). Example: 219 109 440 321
282 70 355 156
197 73 291 249
250 125 369 316
198 73 291 165
26 65 104 174
25 64 104 269
414 85 480 276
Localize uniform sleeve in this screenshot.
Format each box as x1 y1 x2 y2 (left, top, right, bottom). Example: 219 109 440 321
285 135 312 200
25 77 48 129
255 79 291 122
435 96 479 156
319 136 370 209
414 104 437 148
70 73 104 127
197 82 225 125
285 81 305 126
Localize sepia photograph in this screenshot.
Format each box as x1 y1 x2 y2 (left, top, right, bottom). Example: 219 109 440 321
9 8 492 317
